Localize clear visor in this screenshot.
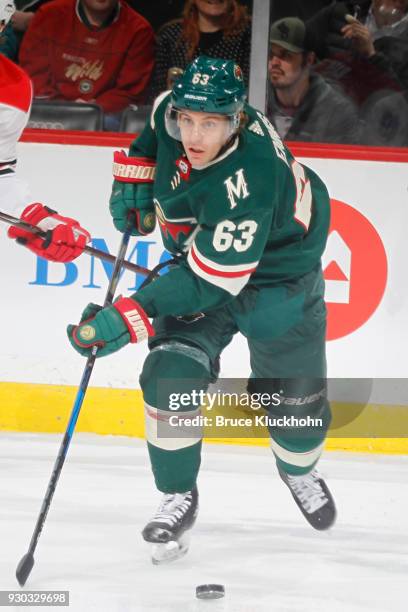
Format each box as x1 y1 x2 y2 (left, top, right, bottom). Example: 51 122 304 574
165 104 240 143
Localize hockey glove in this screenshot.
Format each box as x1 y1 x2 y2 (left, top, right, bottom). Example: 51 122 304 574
109 150 157 235
8 203 90 262
67 296 154 358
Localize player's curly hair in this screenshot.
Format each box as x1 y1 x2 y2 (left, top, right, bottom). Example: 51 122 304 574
237 111 249 136
181 0 250 60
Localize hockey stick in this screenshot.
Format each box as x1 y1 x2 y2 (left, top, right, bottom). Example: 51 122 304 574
0 209 154 278
16 216 138 587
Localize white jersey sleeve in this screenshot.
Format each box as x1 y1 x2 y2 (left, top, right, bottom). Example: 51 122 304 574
0 102 30 167
0 173 32 218
0 56 33 219
0 55 32 164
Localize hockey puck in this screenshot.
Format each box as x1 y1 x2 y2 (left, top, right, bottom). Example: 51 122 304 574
196 584 225 600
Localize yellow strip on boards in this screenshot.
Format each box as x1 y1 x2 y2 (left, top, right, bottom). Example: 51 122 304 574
0 382 145 438
1 382 408 454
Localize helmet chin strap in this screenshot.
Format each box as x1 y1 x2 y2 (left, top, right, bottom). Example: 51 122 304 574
182 133 239 170
214 132 239 161
214 111 242 159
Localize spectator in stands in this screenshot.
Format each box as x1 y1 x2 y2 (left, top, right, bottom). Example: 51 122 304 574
1 1 55 60
150 0 251 100
19 0 154 130
267 17 360 143
128 0 253 31
126 0 184 31
342 0 408 143
346 0 408 40
310 1 408 144
340 0 408 90
311 1 408 97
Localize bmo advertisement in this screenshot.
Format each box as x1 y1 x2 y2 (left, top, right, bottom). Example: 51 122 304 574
1 136 407 392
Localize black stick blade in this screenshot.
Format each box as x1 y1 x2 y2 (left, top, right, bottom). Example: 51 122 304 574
16 552 35 586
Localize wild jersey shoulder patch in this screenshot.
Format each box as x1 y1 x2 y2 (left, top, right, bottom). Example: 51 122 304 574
248 120 265 136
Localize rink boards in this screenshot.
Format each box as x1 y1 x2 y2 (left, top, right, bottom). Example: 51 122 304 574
1 133 408 453
1 379 408 454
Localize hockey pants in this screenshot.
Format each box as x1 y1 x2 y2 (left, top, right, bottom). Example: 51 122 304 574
139 264 331 492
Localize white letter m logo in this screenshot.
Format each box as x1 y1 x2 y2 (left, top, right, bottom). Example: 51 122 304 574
224 168 249 209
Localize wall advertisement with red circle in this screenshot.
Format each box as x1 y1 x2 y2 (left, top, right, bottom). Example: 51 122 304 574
1 143 407 391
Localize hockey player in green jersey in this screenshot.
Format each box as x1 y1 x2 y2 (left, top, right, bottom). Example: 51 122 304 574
68 55 336 563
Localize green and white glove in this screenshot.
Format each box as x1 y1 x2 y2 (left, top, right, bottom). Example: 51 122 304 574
67 297 154 358
109 151 157 235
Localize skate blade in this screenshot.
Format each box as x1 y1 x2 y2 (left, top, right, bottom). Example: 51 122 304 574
151 533 190 565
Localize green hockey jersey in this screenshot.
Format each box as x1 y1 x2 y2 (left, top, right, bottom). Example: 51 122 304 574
130 92 331 318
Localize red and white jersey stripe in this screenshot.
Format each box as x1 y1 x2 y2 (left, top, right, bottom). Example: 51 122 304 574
187 243 258 295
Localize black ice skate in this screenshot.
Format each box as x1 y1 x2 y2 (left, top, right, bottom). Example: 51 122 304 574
278 467 336 530
142 487 198 564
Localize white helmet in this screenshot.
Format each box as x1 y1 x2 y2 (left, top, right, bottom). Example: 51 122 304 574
0 0 15 33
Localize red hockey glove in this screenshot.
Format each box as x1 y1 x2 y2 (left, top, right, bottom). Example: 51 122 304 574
8 203 90 262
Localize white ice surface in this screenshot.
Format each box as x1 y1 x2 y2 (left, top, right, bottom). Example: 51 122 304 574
1 433 407 612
